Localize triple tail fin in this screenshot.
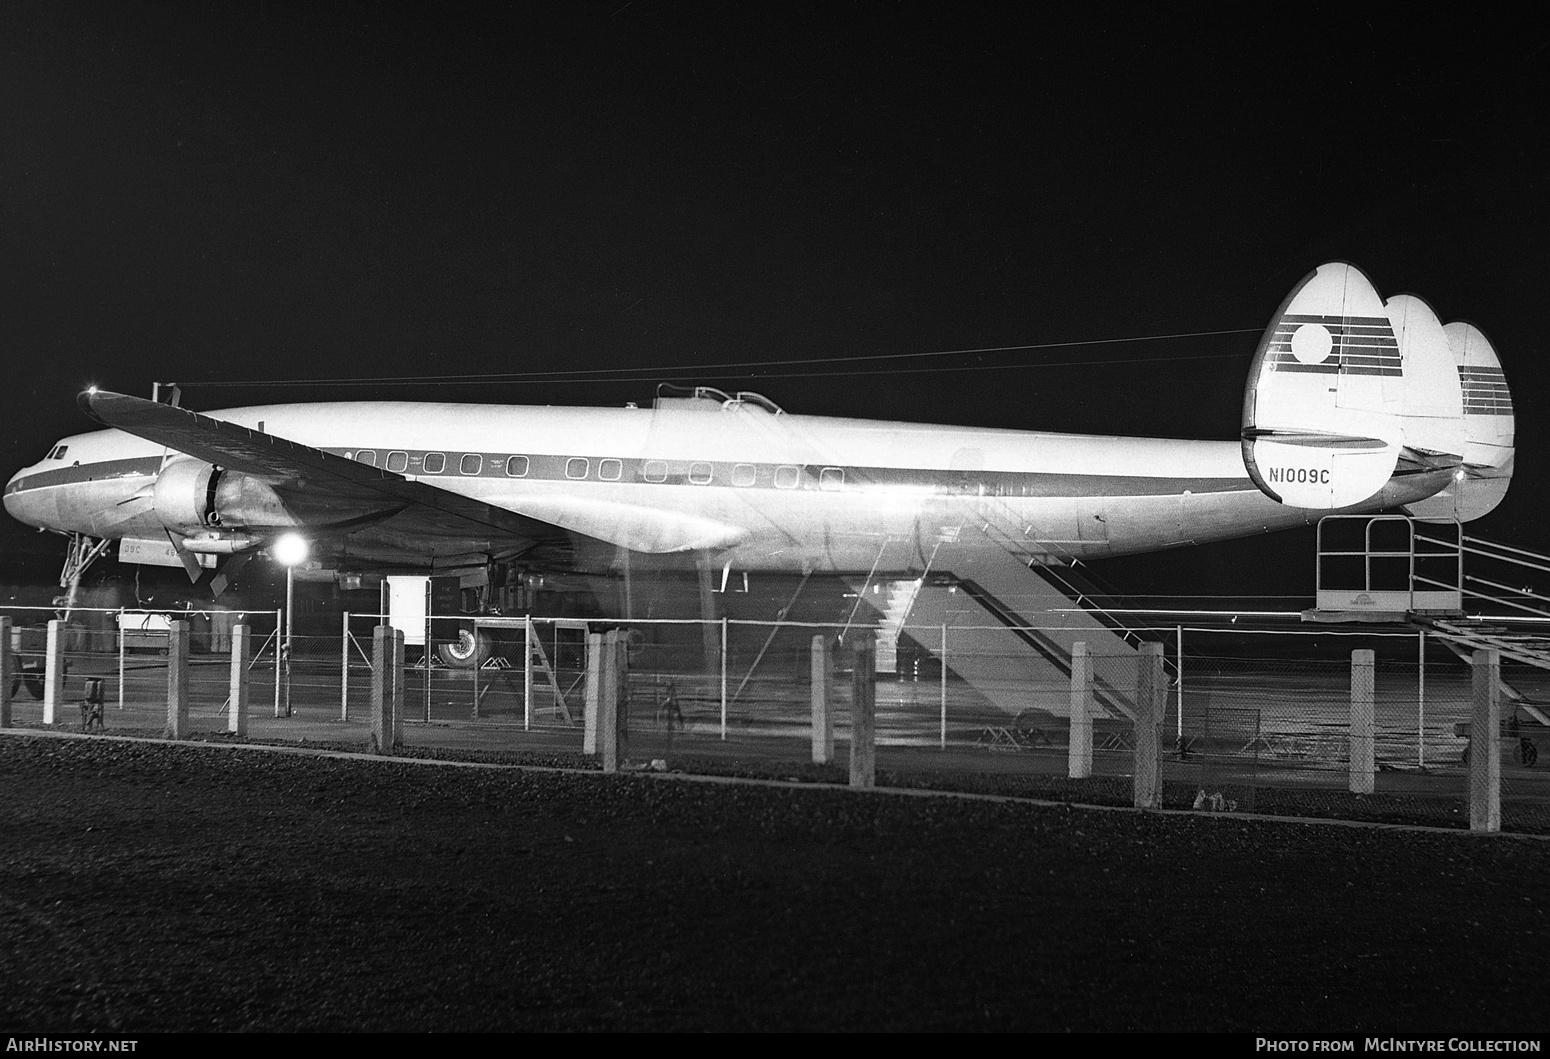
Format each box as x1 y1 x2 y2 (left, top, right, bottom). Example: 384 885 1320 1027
1240 262 1503 517
1240 262 1406 508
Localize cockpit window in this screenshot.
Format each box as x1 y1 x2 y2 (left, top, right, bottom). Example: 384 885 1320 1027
49 445 68 460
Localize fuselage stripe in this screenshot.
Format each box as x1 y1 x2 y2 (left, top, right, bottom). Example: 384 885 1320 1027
7 450 1250 500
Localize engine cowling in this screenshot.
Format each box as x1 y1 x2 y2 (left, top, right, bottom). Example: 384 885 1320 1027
151 459 219 534
151 459 307 536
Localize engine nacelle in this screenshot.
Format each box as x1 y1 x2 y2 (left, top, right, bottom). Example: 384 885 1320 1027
151 459 219 535
151 459 306 536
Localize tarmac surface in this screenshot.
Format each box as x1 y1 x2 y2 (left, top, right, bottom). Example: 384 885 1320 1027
7 727 1550 1033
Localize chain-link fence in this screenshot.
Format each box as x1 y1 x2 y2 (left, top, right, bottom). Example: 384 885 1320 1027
5 606 1545 831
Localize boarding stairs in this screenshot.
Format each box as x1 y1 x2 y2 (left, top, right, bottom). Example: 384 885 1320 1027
849 499 1147 722
871 578 924 674
1414 534 1550 728
1313 516 1550 726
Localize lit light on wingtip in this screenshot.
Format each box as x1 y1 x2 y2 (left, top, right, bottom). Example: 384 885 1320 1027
1454 469 1468 482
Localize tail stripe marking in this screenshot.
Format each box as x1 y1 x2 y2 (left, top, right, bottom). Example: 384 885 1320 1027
1266 313 1402 377
1458 368 1513 415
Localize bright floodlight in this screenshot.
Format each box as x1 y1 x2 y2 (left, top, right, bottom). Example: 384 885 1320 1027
274 533 310 567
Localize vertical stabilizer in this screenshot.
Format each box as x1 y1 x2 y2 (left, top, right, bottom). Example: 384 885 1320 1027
1384 293 1465 461
1403 322 1514 522
1241 262 1403 508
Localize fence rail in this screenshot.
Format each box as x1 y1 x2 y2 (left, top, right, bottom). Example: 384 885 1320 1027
0 609 1540 832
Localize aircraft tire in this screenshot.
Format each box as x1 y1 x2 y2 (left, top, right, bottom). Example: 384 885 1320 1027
437 629 492 669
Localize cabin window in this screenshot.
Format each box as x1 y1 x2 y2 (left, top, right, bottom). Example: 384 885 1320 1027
460 453 482 475
643 460 667 483
355 449 377 467
385 451 409 473
423 452 446 474
566 457 589 480
774 464 800 489
819 467 845 491
689 461 714 485
732 463 756 487
505 455 528 477
598 458 622 482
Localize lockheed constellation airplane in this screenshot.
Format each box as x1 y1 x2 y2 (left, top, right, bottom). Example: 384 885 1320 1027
3 262 1515 632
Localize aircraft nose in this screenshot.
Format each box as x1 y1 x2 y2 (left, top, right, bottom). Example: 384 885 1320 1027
3 464 43 528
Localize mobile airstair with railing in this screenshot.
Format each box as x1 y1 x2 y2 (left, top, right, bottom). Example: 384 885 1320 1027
1310 514 1550 726
847 502 1147 723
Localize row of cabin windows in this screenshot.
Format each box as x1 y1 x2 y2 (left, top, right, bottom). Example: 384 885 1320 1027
349 449 846 489
354 450 529 478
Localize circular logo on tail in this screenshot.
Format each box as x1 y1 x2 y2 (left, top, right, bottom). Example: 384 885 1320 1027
1290 322 1334 365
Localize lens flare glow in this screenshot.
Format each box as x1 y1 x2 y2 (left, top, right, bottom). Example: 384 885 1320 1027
273 532 310 567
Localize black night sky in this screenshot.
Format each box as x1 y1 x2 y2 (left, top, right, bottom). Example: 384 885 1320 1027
2 4 1545 597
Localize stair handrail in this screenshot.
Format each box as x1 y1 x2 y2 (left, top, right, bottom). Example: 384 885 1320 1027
1414 534 1550 578
1455 583 1550 621
973 496 1152 649
838 537 895 644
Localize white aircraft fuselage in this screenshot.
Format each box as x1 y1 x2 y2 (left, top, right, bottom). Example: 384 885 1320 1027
2 392 1442 578
2 262 1513 584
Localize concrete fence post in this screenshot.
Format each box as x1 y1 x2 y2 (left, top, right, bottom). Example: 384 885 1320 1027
1470 648 1501 833
370 625 391 755
392 629 405 749
811 634 833 765
340 610 351 721
1068 641 1093 779
523 615 535 731
228 624 250 737
43 618 65 726
0 615 12 729
584 631 602 755
600 630 621 773
849 633 876 789
1132 642 1164 809
1349 649 1376 794
614 632 630 765
165 620 189 740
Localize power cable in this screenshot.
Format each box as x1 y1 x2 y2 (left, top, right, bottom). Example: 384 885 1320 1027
187 326 1262 389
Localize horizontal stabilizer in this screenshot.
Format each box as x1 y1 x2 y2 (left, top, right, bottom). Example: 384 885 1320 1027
1243 434 1400 508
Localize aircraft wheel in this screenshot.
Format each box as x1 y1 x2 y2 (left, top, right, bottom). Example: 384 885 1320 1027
1520 738 1538 768
437 629 492 669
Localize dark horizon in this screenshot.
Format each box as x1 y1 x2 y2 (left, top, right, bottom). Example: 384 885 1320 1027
3 5 1544 597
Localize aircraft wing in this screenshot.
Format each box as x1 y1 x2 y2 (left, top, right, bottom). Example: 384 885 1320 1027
78 389 577 553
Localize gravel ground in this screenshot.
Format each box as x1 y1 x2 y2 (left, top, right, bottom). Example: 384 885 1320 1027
3 732 1550 1033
